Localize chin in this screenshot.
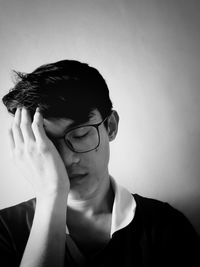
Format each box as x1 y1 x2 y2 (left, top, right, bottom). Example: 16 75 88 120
68 175 100 200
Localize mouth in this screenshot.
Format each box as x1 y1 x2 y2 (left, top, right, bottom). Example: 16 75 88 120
68 173 88 180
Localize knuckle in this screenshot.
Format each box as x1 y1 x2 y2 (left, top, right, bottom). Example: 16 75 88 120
38 142 50 153
31 121 39 129
25 142 36 154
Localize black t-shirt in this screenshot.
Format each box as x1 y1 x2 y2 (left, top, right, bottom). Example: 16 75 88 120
0 194 199 266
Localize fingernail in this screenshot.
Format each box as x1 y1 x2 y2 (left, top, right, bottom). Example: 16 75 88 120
36 107 40 113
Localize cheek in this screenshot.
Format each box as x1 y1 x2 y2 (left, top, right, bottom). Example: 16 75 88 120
91 133 110 169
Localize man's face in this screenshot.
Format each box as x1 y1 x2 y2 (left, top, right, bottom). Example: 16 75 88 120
43 110 111 200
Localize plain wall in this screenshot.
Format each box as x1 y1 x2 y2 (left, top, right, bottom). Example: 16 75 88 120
0 0 200 234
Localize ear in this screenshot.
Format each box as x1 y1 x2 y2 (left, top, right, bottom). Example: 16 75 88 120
107 110 119 142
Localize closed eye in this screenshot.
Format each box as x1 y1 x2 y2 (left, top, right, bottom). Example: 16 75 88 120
73 132 89 139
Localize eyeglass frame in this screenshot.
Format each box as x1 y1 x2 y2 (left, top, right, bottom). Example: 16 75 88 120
53 114 110 153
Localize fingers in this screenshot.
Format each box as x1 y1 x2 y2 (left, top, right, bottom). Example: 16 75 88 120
32 108 49 145
11 107 49 151
21 108 35 143
12 107 24 149
8 127 15 151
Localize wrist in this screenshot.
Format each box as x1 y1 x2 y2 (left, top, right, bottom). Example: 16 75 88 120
35 183 70 202
36 190 68 208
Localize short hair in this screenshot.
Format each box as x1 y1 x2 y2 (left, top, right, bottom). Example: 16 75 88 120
2 60 113 124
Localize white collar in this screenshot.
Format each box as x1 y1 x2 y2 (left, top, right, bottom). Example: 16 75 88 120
110 176 136 237
66 177 136 236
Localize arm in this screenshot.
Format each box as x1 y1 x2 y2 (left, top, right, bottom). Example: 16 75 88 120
10 107 69 267
20 194 67 267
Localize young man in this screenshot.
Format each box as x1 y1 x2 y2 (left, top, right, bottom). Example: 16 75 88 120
0 60 199 267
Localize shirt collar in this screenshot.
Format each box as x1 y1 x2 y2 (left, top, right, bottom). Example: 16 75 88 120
66 177 136 236
110 176 136 237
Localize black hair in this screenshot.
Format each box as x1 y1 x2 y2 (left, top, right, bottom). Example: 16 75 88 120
2 60 113 124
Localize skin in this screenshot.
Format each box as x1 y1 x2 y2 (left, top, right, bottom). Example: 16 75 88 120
44 109 119 255
9 107 119 266
44 110 113 204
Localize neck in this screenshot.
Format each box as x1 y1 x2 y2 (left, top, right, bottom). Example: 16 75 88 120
67 175 114 217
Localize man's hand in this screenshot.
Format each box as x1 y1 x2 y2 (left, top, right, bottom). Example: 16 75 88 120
9 107 70 199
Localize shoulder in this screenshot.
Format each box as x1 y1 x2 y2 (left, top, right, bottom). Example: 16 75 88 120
132 194 199 264
133 193 195 227
133 193 181 220
0 198 36 230
0 198 36 217
0 200 36 265
133 193 197 234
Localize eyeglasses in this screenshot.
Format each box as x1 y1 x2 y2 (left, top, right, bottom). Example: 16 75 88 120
55 116 109 153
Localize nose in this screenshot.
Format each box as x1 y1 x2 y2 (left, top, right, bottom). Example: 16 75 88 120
56 139 81 167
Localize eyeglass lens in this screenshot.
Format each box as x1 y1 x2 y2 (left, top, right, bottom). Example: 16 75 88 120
65 126 99 152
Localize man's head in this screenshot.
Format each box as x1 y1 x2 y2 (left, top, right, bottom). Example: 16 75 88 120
2 60 119 200
2 60 113 124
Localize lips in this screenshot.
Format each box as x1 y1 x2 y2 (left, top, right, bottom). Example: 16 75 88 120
68 173 88 180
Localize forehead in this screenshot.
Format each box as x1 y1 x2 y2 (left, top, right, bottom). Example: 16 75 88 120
43 110 102 137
